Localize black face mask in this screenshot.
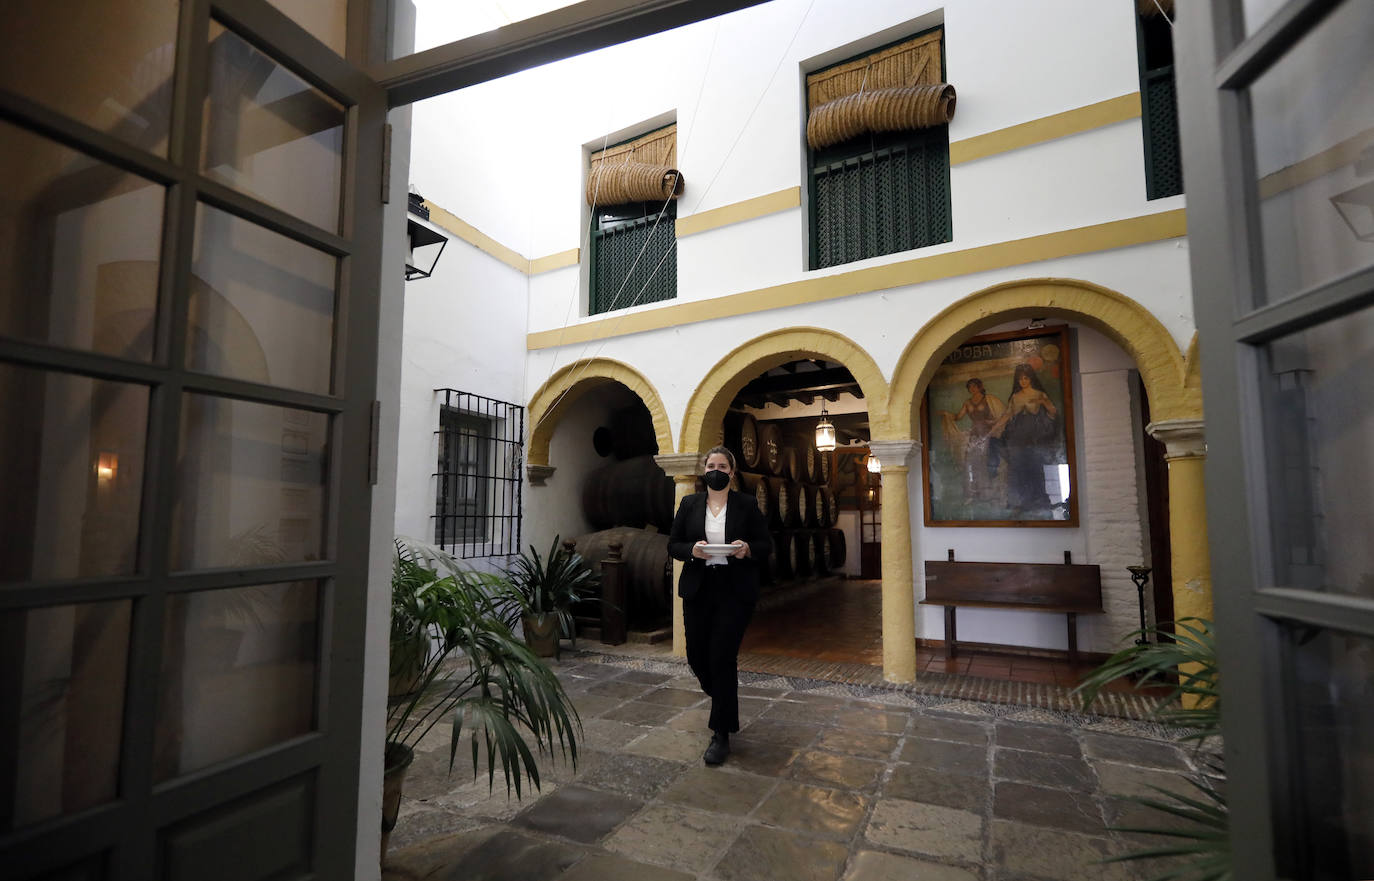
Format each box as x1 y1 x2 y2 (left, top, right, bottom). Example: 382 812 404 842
703 469 731 491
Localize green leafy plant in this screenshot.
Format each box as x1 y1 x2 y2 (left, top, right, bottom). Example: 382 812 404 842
387 537 580 796
1074 618 1229 881
502 535 600 639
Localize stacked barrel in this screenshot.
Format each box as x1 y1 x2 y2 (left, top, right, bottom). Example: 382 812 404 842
723 412 846 588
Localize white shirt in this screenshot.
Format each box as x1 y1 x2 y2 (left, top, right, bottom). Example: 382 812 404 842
704 503 727 566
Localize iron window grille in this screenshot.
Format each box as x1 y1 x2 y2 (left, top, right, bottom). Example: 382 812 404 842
1135 3 1183 199
807 27 953 270
433 390 524 558
590 199 678 315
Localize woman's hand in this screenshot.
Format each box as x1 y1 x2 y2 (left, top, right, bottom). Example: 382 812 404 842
729 540 750 559
691 541 710 560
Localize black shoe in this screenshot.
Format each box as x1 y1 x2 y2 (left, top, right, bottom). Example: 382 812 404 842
703 733 730 766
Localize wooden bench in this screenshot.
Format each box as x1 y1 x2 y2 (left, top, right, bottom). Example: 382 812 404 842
921 553 1103 662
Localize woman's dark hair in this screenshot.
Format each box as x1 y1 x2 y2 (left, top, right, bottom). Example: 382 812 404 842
703 445 736 471
1008 362 1048 400
966 378 985 393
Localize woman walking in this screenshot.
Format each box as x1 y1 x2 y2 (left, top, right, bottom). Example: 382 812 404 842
667 446 772 765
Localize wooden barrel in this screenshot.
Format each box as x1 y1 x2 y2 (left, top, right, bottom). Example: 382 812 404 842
811 530 831 575
737 472 771 522
820 486 839 527
784 480 805 526
766 476 793 528
827 528 847 568
582 455 674 532
818 450 832 485
797 440 819 484
770 531 795 580
758 422 784 475
609 402 659 459
793 529 815 577
778 445 800 482
570 527 672 628
723 411 762 471
805 485 826 527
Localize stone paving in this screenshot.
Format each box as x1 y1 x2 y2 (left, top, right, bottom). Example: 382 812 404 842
383 652 1206 881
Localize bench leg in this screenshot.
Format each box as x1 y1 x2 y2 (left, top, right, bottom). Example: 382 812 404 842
1066 612 1078 664
944 606 958 659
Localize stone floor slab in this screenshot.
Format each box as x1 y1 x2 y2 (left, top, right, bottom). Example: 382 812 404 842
834 707 912 734
568 694 626 718
995 722 1082 757
434 827 585 881
603 804 742 874
623 727 707 763
994 748 1096 791
579 718 650 752
815 728 900 761
637 687 706 708
753 781 870 840
900 737 989 775
600 700 684 727
383 824 500 878
993 781 1108 835
1091 761 1194 800
883 763 987 813
790 749 885 791
510 784 643 843
586 679 656 699
1080 732 1189 771
725 741 802 777
712 824 850 881
864 798 983 862
740 718 823 748
617 669 675 685
907 714 992 745
576 751 686 800
987 820 1133 881
762 699 841 725
660 766 776 815
841 849 979 881
555 852 696 881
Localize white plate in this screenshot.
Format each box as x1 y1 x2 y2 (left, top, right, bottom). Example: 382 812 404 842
699 543 737 556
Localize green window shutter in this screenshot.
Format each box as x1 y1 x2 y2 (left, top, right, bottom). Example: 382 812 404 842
1142 68 1183 199
590 209 677 316
810 127 952 270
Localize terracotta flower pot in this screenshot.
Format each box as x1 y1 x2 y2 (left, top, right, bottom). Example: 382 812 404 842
380 741 414 864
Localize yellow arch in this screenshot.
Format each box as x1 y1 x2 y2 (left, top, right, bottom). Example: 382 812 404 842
888 278 1201 438
681 328 890 454
526 359 674 467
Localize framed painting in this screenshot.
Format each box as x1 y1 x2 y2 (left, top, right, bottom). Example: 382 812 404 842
920 326 1078 526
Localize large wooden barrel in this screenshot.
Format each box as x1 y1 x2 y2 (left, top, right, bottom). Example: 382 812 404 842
827 528 847 568
609 402 659 459
570 527 672 629
820 486 839 526
819 450 832 485
810 530 831 575
582 455 674 532
801 485 824 527
758 422 783 475
777 445 799 482
722 411 762 471
793 528 815 577
784 480 805 526
796 441 819 484
737 472 771 522
770 531 795 580
766 476 793 528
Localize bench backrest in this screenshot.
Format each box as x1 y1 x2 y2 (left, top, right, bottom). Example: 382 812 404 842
924 560 1103 611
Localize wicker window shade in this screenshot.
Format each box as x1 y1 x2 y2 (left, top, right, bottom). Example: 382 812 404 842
586 124 684 206
806 29 956 150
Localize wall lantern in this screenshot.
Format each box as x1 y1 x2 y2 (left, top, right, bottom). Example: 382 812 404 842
405 191 448 280
866 453 881 474
814 405 836 452
1330 179 1374 242
95 451 118 483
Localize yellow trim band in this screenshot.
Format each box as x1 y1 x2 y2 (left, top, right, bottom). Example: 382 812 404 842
527 209 1187 350
422 201 529 274
675 187 802 238
529 248 580 274
949 93 1143 166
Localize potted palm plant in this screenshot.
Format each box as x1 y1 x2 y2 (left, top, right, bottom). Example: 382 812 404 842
383 538 580 862
502 536 600 657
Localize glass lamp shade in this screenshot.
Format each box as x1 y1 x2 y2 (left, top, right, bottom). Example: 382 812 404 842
815 417 837 452
866 454 881 473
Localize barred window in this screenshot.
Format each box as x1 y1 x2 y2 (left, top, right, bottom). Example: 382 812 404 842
1135 0 1183 199
807 27 953 270
433 390 523 558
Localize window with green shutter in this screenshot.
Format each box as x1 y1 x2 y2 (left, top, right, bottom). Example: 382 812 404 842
1135 1 1183 199
586 124 682 316
806 27 954 270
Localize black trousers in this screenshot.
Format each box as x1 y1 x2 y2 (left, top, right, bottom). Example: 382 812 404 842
682 565 756 734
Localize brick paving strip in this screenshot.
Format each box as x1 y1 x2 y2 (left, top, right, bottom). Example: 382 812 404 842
383 649 1210 881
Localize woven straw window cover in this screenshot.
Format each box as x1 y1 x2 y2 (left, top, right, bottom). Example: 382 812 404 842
586 123 684 206
805 29 956 150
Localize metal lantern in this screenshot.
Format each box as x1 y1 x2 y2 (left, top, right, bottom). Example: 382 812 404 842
814 405 836 452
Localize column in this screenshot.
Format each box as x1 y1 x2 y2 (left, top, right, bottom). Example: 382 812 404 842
654 453 701 658
867 439 920 683
1145 419 1213 622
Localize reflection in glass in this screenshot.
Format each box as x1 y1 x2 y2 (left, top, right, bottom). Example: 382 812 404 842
0 365 149 583
172 395 329 570
1 600 131 831
202 22 344 232
266 0 348 57
1240 0 1288 37
1260 304 1374 598
155 582 319 781
0 1 177 154
189 204 337 394
1248 1 1374 306
1281 624 1374 878
0 121 164 361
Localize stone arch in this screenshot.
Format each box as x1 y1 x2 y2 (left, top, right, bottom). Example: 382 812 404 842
681 328 890 455
527 358 674 466
888 278 1201 438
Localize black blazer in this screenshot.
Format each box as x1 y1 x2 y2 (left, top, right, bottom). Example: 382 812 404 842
667 490 773 601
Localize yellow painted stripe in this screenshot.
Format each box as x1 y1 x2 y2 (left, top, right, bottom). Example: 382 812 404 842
949 93 1142 166
675 187 803 238
1258 126 1374 199
529 248 580 274
423 200 529 274
526 209 1186 350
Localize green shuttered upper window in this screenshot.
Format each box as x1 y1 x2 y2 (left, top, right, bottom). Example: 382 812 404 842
1136 1 1183 199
